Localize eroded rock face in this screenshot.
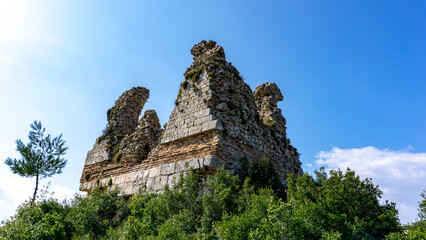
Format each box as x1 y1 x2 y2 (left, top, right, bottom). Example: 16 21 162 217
80 40 303 195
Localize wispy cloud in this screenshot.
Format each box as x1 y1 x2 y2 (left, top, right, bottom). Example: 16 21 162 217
316 146 426 224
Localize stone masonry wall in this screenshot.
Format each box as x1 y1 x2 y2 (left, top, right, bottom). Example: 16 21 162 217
80 40 303 195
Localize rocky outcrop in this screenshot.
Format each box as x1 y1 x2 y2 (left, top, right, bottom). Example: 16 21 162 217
80 40 303 195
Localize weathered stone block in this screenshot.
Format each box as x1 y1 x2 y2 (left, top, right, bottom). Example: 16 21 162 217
146 177 156 190
136 170 145 180
216 102 228 111
153 176 168 191
168 173 180 187
175 160 188 172
84 141 109 165
161 162 175 176
201 120 223 132
202 155 222 169
187 158 200 169
149 166 161 178
198 108 211 117
188 125 202 135
122 184 135 196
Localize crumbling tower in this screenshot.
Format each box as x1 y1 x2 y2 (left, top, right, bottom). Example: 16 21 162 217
80 40 303 195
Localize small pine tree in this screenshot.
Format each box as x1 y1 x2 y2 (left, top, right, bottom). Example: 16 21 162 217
5 121 68 204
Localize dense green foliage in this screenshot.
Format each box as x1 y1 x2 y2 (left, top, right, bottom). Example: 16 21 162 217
4 121 68 203
0 199 70 240
287 168 400 239
1 158 419 239
237 156 286 199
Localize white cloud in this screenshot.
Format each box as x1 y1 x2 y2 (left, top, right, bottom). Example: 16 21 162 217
306 163 313 167
0 163 76 222
316 146 426 224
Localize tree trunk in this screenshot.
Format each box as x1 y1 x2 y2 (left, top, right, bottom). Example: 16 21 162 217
31 173 39 206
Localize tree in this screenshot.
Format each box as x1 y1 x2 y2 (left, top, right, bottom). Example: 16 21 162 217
5 121 68 204
287 167 400 239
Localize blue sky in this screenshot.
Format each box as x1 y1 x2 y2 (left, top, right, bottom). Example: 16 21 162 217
0 0 425 224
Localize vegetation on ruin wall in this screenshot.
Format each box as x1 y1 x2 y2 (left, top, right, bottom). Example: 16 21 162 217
1 159 425 239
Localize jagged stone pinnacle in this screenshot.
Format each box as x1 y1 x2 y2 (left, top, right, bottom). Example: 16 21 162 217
190 40 226 68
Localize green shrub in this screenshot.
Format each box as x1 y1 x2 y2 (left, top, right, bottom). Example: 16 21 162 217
67 188 129 239
287 167 400 239
237 156 286 199
0 199 70 240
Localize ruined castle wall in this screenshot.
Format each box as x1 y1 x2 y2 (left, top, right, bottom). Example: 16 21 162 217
80 40 303 195
80 68 226 194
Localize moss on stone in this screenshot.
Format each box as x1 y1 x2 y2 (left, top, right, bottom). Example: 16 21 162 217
182 80 189 89
97 124 113 143
106 106 116 117
185 67 205 82
265 119 277 127
206 57 242 80
175 87 183 106
113 152 123 163
112 143 121 154
105 142 112 151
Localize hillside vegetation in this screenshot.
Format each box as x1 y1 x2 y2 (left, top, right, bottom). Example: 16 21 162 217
1 158 424 240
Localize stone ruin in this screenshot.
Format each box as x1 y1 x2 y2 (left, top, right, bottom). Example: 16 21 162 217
80 40 303 195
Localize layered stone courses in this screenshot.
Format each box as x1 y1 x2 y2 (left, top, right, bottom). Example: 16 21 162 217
80 156 222 195
80 40 303 195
